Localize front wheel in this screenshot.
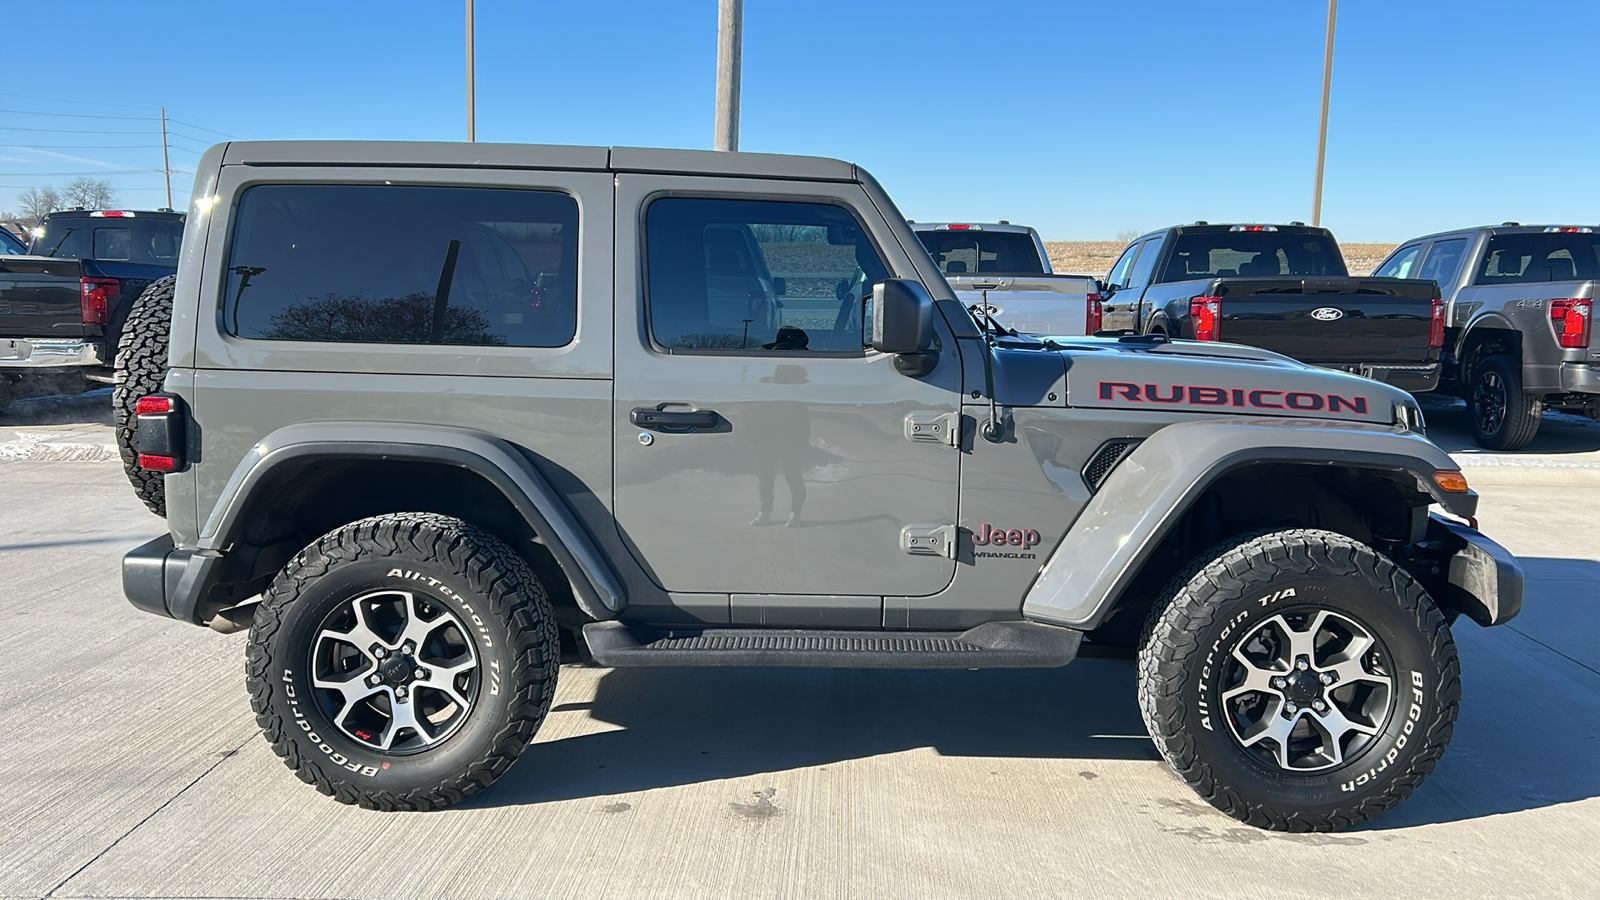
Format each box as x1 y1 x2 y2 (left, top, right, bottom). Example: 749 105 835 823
246 513 559 810
1138 529 1459 832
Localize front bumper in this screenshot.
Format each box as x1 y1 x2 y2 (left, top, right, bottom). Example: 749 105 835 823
1559 362 1600 394
0 338 104 368
1426 514 1523 626
123 534 221 623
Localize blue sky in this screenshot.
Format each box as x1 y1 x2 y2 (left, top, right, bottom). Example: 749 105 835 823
3 0 1596 242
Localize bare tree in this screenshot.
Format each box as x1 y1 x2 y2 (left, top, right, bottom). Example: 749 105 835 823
16 187 62 226
62 178 116 210
1113 229 1142 243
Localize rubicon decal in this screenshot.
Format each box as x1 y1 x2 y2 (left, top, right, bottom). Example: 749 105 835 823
1097 381 1369 414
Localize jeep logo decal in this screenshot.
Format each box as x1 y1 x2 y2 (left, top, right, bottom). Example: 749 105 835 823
971 524 1040 549
1309 307 1345 321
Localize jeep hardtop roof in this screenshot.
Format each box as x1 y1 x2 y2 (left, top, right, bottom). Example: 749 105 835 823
217 141 860 182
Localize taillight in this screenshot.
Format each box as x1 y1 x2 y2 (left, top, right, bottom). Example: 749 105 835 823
1429 298 1445 349
1086 293 1103 334
134 392 186 472
135 395 171 415
1551 299 1592 349
1190 296 1221 341
80 277 118 324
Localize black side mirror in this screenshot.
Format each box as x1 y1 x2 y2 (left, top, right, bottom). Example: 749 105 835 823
771 276 786 296
869 279 934 354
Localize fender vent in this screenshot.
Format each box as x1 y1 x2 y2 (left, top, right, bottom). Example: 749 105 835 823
1084 439 1142 491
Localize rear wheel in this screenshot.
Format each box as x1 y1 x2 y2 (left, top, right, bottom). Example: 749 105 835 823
113 275 175 516
1138 529 1459 831
1467 353 1540 450
247 513 560 810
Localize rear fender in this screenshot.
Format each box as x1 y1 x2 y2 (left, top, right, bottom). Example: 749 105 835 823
1021 417 1472 629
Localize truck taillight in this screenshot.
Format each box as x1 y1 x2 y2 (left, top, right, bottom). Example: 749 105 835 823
1086 293 1103 334
1550 298 1592 349
1429 298 1445 349
1190 296 1221 341
80 277 118 324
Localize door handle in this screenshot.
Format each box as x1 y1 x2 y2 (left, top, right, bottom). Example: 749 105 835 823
631 407 720 430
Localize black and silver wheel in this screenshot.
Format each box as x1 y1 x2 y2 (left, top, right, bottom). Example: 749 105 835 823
1138 529 1460 832
247 513 559 810
1467 353 1540 451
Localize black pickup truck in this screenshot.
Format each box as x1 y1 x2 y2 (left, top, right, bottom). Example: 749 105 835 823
1100 223 1443 392
0 209 183 411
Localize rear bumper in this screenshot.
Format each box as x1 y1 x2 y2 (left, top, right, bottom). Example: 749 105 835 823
123 534 222 623
1427 514 1523 627
1560 362 1600 394
1327 362 1440 393
0 338 103 368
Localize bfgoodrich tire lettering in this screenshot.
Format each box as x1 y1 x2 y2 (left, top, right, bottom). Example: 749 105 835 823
1138 529 1460 832
247 513 559 810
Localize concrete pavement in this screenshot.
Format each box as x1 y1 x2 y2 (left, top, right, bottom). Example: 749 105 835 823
1 408 1597 899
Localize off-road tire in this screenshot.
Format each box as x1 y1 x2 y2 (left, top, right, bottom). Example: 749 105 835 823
246 513 560 810
113 275 175 516
1138 529 1460 832
1467 353 1540 451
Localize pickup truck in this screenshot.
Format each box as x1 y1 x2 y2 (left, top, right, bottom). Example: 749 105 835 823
0 208 183 410
1102 223 1444 393
1375 224 1600 449
911 222 1099 335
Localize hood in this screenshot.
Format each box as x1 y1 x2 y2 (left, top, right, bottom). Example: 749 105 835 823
991 336 1413 427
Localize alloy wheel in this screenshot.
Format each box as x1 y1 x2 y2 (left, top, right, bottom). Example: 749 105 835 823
1473 370 1507 436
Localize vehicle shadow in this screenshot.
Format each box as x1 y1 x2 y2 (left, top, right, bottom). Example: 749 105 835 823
0 385 113 426
1420 395 1600 455
478 556 1600 828
472 657 1159 808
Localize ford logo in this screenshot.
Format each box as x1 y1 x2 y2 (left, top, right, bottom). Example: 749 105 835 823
1310 307 1345 321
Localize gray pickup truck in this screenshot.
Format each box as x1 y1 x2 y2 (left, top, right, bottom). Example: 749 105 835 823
116 141 1520 832
1375 224 1600 449
911 222 1099 336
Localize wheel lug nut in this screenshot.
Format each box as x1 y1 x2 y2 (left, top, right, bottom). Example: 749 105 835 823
1271 676 1288 689
1312 700 1327 712
1285 701 1299 714
414 668 426 680
395 686 408 700
402 644 414 656
368 674 381 686
1295 658 1309 671
373 647 387 659
1319 672 1334 685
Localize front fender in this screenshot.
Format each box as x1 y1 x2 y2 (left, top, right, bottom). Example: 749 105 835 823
200 421 625 620
1021 417 1471 629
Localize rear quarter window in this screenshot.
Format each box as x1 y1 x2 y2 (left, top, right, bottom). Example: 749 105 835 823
221 184 579 348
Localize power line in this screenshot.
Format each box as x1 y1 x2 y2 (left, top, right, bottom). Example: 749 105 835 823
0 92 154 111
0 126 155 134
0 170 167 176
0 107 154 121
0 144 166 150
164 117 235 138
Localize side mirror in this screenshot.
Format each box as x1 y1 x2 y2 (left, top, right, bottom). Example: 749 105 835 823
869 279 935 354
771 276 786 297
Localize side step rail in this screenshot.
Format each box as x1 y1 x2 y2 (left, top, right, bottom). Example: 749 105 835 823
582 620 1081 669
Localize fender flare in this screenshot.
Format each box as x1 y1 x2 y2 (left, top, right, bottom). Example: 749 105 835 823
1021 417 1473 629
1455 315 1520 364
199 422 624 621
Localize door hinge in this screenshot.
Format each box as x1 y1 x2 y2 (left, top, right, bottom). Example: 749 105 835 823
902 524 957 559
905 410 960 447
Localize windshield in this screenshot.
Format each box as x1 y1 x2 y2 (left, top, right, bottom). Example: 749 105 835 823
1476 233 1600 284
1 228 26 255
916 230 1046 276
1161 232 1347 281
28 216 184 265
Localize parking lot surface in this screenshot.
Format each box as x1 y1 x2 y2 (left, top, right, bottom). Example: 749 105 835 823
2 406 1597 900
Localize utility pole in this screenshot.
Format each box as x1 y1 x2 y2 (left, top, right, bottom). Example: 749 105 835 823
714 0 743 151
1311 0 1337 226
160 106 172 209
466 0 476 141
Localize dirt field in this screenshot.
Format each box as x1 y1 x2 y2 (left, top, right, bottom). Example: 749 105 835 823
1045 241 1398 279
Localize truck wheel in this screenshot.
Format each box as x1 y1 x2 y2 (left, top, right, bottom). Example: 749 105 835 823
1467 354 1540 450
113 275 175 517
246 513 560 810
1138 529 1459 832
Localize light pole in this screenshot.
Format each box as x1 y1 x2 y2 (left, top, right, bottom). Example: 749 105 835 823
1312 0 1337 226
714 0 743 151
466 0 476 142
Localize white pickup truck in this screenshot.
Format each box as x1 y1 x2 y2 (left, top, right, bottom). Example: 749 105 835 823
911 222 1099 335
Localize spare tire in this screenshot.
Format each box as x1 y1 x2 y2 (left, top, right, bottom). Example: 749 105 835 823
114 276 175 517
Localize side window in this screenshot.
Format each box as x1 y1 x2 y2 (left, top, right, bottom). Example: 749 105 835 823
1375 244 1424 278
645 197 890 353
1125 236 1166 289
223 184 578 348
1417 238 1468 289
1106 241 1140 289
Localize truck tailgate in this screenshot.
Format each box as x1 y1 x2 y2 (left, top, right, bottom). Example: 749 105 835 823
0 256 87 338
1213 276 1438 366
950 274 1095 336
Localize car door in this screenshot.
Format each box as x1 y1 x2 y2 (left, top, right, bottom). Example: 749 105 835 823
1100 240 1143 332
1121 234 1166 331
611 175 963 625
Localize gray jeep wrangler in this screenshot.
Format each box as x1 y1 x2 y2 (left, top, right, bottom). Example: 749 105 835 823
117 141 1521 832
